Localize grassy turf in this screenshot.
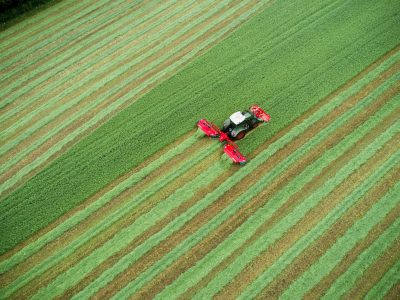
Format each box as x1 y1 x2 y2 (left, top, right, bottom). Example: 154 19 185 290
1 0 399 255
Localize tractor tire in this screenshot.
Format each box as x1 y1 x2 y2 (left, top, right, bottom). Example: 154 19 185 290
235 131 246 140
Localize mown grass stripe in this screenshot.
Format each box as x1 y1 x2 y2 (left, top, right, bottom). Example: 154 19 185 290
0 0 134 68
115 69 400 300
280 181 400 300
0 0 175 108
67 161 226 300
185 99 400 299
239 148 400 299
365 259 400 300
0 0 177 121
0 0 175 102
0 0 264 195
323 221 400 299
0 0 98 50
24 145 218 299
0 135 198 273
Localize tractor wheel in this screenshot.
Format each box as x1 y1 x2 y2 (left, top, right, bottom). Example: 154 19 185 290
235 131 246 140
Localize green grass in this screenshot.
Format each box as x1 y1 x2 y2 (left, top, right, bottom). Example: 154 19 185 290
1 0 399 256
365 259 400 300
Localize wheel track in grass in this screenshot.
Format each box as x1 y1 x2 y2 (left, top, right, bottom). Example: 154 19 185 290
141 85 400 299
181 90 400 299
8 142 221 299
0 0 268 198
336 234 400 300
250 155 400 299
106 58 400 299
0 130 196 268
343 240 400 300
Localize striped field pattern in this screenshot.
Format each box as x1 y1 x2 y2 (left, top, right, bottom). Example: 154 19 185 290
1 0 399 299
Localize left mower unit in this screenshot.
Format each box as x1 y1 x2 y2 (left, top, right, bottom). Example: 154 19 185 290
196 104 271 165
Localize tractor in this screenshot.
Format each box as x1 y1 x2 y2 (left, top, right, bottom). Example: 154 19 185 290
197 104 270 164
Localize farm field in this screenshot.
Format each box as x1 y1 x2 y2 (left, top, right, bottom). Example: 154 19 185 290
0 0 399 299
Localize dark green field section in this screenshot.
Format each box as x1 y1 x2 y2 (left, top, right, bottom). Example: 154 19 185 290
1 0 399 254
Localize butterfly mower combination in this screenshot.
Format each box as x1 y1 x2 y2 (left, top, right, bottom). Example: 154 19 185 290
197 104 271 165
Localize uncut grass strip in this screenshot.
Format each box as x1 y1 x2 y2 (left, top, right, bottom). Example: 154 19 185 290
63 160 227 300
0 0 241 148
0 0 265 195
0 144 216 299
185 95 400 298
116 76 400 300
0 138 208 291
0 0 107 52
25 145 219 300
280 181 400 300
343 241 400 300
0 134 198 273
244 151 400 300
12 148 223 299
324 231 400 300
0 0 135 68
365 259 400 300
0 0 176 109
185 97 400 299
0 0 177 119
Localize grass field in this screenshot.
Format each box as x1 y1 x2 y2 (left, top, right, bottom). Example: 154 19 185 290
0 0 399 299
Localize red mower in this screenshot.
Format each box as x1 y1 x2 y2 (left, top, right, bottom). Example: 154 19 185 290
197 104 271 165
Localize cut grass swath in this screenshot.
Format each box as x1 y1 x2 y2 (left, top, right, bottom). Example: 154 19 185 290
365 259 400 300
322 217 400 299
280 181 400 299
